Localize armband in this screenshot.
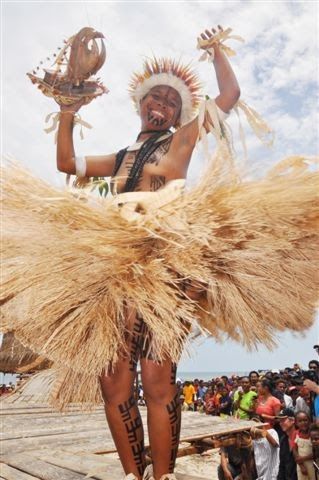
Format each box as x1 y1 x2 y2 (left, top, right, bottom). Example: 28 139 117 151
75 155 87 177
216 105 230 122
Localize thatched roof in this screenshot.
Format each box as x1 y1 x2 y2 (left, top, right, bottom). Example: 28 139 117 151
0 333 52 374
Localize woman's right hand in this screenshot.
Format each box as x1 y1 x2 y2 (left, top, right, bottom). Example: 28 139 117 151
60 97 91 114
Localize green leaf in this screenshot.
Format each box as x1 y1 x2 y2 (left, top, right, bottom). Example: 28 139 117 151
98 181 109 197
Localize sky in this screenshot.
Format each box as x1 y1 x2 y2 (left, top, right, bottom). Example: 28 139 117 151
1 0 318 372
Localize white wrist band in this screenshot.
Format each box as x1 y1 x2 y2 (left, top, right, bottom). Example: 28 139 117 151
216 105 230 121
75 155 87 177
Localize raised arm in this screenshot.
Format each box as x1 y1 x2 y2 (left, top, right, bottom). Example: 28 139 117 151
170 26 240 174
56 101 116 177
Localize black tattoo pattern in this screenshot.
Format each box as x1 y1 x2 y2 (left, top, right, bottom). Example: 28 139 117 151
146 136 173 165
170 363 177 385
129 315 147 371
118 395 145 475
166 392 182 472
150 175 166 192
128 315 154 369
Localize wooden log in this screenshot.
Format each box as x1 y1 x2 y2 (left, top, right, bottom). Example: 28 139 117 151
0 463 39 480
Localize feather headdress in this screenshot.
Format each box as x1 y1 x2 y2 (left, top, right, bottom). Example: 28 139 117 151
129 57 202 127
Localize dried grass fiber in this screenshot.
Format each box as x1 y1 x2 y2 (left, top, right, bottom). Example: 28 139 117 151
1 144 318 408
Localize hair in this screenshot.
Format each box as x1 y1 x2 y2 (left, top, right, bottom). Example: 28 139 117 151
261 378 274 394
276 378 287 386
309 359 319 368
249 371 259 378
296 410 311 421
310 423 319 433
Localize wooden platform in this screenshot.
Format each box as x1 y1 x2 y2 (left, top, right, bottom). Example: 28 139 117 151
0 402 261 479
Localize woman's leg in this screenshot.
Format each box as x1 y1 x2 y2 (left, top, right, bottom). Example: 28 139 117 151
100 309 147 479
141 356 181 480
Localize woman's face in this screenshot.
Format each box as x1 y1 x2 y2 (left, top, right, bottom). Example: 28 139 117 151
139 85 182 130
296 412 310 432
257 381 264 396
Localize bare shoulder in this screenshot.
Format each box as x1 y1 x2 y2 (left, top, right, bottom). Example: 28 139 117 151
85 152 117 177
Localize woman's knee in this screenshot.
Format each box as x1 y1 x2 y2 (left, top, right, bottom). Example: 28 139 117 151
142 371 178 404
99 372 133 404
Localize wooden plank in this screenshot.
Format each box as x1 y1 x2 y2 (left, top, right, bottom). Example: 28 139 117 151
31 452 211 480
180 421 265 443
0 405 104 416
2 454 87 480
1 425 107 441
0 463 39 480
31 452 123 480
176 475 211 480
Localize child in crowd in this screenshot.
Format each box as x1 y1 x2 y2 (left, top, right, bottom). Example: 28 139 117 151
293 411 315 480
218 386 232 417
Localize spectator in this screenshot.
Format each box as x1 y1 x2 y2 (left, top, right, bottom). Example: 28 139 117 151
211 382 225 416
249 371 260 388
218 385 232 417
250 422 279 479
310 423 319 471
278 408 297 480
197 380 207 402
218 445 244 480
296 387 311 417
275 379 293 408
304 379 319 423
204 387 216 415
287 386 300 412
256 379 281 428
308 360 319 377
293 411 315 480
233 377 257 420
294 363 303 375
182 381 195 411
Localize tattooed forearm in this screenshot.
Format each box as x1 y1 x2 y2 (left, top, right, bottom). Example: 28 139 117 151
150 175 166 191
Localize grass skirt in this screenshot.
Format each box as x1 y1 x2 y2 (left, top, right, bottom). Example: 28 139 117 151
1 147 318 407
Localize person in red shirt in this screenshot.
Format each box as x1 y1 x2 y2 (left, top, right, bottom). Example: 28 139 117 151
256 379 281 427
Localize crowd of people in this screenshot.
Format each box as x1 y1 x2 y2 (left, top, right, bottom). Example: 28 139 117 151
137 356 319 479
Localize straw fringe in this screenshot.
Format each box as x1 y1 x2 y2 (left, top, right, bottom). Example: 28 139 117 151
1 150 318 407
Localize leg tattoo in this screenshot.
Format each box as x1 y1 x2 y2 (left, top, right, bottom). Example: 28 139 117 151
118 395 146 476
129 315 148 371
170 363 177 385
166 392 182 472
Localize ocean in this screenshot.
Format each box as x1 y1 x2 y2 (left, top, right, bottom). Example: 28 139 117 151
177 371 249 381
0 371 250 387
0 373 17 386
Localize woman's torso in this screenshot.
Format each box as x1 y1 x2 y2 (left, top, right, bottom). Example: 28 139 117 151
111 134 184 194
256 395 280 425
